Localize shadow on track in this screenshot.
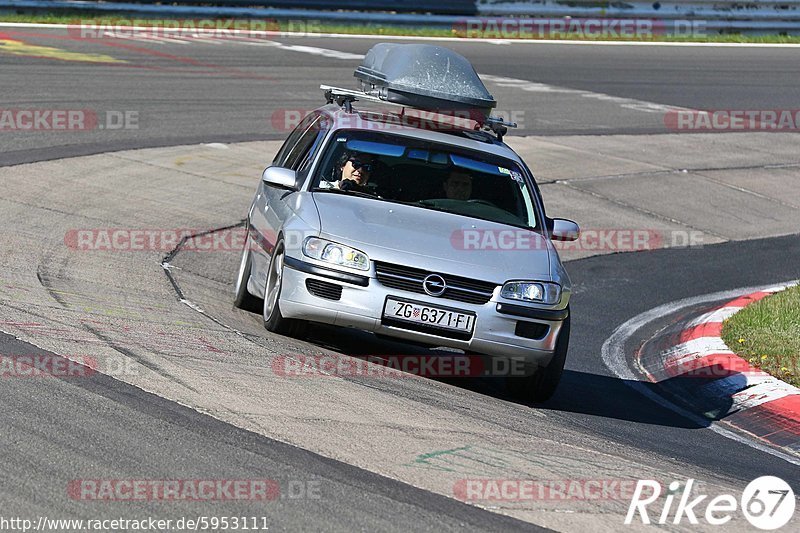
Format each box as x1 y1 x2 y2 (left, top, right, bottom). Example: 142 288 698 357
531 369 725 429
303 324 722 431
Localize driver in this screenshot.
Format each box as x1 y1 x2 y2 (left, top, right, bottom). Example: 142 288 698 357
443 170 472 200
321 151 376 192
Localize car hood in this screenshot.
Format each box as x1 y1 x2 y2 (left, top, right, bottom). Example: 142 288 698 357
311 193 552 283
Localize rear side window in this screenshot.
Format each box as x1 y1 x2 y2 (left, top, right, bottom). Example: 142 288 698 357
284 116 324 170
272 113 318 167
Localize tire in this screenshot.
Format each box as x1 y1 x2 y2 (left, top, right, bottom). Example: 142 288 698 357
508 313 570 403
233 230 263 312
262 240 307 338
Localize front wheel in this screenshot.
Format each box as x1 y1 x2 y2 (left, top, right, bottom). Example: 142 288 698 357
262 241 307 338
507 313 570 403
233 230 263 312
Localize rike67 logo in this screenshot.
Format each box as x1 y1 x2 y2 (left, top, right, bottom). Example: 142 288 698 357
626 477 795 529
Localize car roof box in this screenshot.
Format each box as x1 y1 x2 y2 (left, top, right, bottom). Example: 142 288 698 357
354 43 496 122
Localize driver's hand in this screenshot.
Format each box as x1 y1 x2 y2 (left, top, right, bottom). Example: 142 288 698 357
340 180 370 193
339 179 356 191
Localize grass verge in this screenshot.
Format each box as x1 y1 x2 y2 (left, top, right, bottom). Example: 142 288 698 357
1 12 800 44
721 285 800 388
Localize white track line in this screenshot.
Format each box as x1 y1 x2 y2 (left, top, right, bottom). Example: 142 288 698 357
601 282 800 466
480 74 693 114
191 42 692 117
245 48 695 116
3 22 800 47
201 46 694 116
271 43 364 60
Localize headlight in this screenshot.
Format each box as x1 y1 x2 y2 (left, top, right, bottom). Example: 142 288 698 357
302 237 370 271
500 281 561 305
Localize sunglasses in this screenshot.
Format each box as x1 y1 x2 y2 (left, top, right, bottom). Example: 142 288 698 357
348 159 373 172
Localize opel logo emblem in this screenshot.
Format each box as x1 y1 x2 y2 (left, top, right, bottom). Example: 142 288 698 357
423 274 447 296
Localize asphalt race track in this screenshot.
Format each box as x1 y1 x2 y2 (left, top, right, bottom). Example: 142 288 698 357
1 26 799 531
3 27 800 164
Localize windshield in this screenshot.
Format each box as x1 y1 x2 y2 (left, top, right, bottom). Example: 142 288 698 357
311 130 539 229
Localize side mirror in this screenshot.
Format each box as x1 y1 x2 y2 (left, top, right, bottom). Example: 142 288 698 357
262 167 297 190
550 218 580 242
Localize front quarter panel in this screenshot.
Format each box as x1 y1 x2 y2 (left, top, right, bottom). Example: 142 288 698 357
549 246 572 310
249 188 320 298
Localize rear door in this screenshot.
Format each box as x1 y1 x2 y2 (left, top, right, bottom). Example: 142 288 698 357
250 113 327 294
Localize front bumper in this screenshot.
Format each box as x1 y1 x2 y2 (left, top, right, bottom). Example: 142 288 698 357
279 257 567 367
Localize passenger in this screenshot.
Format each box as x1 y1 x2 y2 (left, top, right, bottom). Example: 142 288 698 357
443 170 472 200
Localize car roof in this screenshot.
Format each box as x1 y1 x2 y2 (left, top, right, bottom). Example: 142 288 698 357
314 104 524 164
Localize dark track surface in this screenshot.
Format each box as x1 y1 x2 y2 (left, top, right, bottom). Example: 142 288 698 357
2 27 799 165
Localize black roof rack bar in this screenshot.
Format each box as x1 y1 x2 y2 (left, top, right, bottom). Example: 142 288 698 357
483 116 518 141
322 84 382 113
320 84 517 141
485 116 518 129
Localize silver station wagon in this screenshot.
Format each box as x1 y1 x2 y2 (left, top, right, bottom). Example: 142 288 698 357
234 43 579 401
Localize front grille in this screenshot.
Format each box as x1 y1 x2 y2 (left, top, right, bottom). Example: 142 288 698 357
306 279 343 301
374 262 497 305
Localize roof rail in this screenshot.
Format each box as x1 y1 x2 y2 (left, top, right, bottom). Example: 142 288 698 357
320 85 517 141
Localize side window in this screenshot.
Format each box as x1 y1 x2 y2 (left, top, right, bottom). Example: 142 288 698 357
295 120 329 173
272 113 318 167
284 115 323 170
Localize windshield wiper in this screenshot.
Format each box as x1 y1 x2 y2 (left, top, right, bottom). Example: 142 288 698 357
414 199 450 212
414 200 535 231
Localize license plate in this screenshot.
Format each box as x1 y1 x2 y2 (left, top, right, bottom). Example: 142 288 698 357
383 298 475 333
